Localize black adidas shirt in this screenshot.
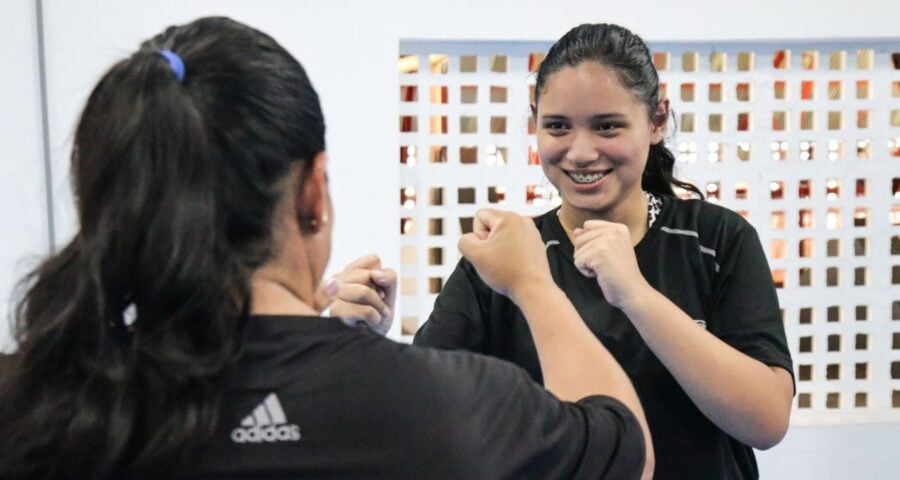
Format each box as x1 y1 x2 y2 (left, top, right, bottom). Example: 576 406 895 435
415 195 794 480
189 315 646 479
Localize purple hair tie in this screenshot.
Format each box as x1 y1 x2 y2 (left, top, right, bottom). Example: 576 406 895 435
158 50 185 82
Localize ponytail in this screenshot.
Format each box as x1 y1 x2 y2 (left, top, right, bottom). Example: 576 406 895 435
0 17 325 479
643 142 704 199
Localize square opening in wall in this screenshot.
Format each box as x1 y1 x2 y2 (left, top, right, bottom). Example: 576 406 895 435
681 83 695 101
828 81 843 100
774 81 788 99
490 86 508 103
528 52 545 72
401 277 417 296
828 334 841 352
430 86 448 104
428 218 443 236
400 116 418 133
829 50 846 70
799 238 814 258
682 52 698 72
653 51 670 70
429 54 449 74
799 267 812 286
430 115 448 134
401 316 419 336
460 85 478 103
488 186 506 204
737 113 751 131
736 83 752 101
710 52 727 72
827 239 841 257
738 52 754 71
857 80 872 99
799 307 813 324
430 146 448 164
856 49 874 69
457 187 476 204
459 54 478 72
772 269 786 288
854 237 867 256
490 55 508 73
400 85 418 102
460 146 478 164
773 49 791 69
855 334 868 351
801 80 815 100
737 142 751 161
490 116 507 134
709 83 723 102
459 217 473 234
827 305 842 322
428 277 443 294
401 217 415 235
401 246 417 265
802 50 818 69
826 267 840 287
770 181 784 199
770 239 786 259
459 116 477 134
429 187 443 206
398 54 419 74
428 247 443 266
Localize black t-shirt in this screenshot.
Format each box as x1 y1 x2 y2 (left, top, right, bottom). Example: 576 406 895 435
415 195 794 480
188 315 646 479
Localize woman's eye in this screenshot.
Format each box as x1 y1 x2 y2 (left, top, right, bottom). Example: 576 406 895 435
543 122 569 131
594 123 620 132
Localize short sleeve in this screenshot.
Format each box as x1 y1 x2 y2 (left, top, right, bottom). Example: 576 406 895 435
413 258 489 352
399 347 647 480
710 225 794 385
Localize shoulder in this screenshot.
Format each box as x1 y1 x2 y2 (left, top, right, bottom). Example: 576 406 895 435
662 197 756 245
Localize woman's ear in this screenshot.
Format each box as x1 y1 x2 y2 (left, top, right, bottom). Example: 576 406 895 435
530 102 537 118
296 152 328 235
650 98 669 145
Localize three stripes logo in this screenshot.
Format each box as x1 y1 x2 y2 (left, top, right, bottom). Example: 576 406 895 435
230 392 302 443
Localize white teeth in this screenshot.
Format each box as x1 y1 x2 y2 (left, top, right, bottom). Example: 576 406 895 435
568 172 606 184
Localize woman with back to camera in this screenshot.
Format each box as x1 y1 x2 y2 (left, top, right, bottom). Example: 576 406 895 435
410 23 795 479
0 16 654 480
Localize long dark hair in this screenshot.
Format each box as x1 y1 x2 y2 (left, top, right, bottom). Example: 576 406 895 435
535 23 702 198
0 17 325 479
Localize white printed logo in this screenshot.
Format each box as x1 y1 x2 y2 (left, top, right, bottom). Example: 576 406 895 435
230 392 301 443
695 319 707 329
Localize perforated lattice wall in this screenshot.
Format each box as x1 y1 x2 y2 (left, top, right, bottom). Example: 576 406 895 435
398 39 900 425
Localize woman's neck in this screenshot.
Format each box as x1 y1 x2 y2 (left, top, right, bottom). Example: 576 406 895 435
558 188 649 246
250 264 319 316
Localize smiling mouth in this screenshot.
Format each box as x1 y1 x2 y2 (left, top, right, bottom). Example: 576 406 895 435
566 170 611 184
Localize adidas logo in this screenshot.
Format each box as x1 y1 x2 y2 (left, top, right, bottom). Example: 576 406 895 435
230 392 302 443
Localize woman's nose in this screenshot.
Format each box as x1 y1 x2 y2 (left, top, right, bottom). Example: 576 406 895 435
564 130 601 166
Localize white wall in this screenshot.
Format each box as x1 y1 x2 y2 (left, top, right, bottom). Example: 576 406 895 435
3 0 899 477
0 0 50 352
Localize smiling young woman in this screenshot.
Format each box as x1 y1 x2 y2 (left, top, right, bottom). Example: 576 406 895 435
414 23 795 480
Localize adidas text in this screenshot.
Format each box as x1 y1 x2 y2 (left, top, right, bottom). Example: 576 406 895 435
231 424 301 443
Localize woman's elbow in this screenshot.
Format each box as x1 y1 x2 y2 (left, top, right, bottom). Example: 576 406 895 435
747 411 791 450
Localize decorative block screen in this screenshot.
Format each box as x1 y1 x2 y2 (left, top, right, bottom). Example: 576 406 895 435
398 39 900 425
